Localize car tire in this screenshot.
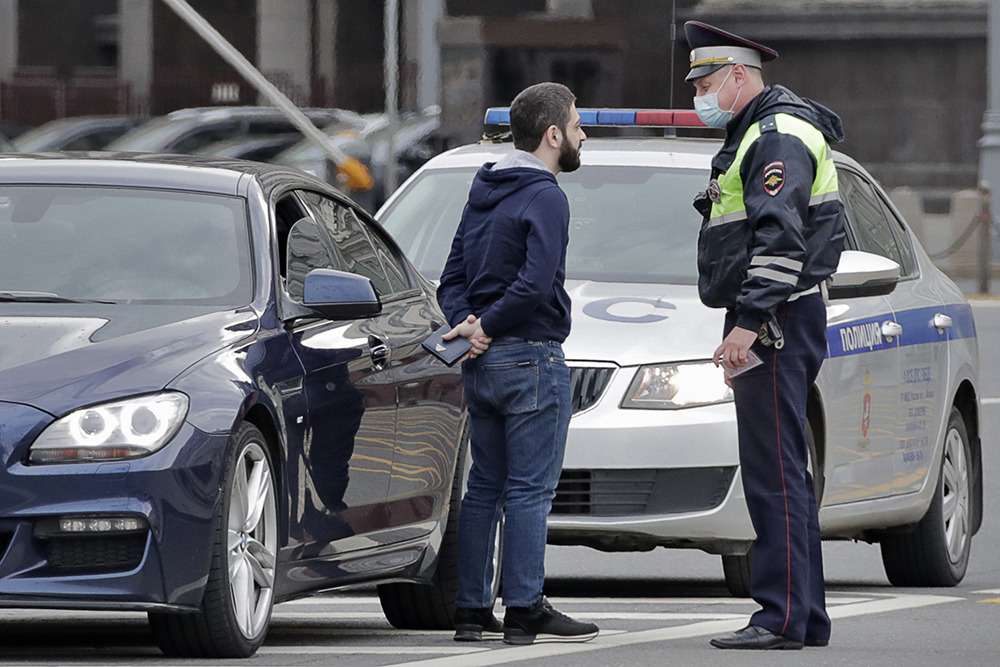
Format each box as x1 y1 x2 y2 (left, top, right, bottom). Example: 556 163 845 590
722 420 822 598
378 427 502 629
149 423 278 658
880 407 973 587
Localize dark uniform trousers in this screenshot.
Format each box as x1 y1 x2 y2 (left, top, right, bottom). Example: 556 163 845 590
724 292 831 643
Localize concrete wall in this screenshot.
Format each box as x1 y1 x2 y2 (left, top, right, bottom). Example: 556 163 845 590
0 1 16 82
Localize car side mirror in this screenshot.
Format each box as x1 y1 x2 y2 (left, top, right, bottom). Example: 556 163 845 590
303 269 382 320
828 250 901 300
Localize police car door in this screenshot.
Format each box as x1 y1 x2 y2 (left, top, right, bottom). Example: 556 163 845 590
849 172 946 495
818 169 902 505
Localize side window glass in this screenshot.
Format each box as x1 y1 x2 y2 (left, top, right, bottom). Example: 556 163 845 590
299 192 393 296
876 196 918 278
64 133 98 151
364 221 411 293
173 124 239 153
285 216 337 302
840 171 904 268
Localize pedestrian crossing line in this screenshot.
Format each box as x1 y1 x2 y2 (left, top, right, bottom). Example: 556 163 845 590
270 611 747 622
382 593 963 667
279 595 874 607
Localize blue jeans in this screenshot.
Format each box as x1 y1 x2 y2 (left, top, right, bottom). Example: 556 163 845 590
456 338 571 609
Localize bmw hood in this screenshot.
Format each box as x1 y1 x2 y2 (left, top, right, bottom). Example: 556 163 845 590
0 305 259 416
564 281 724 367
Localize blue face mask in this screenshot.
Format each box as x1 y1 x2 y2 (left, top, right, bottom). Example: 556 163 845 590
694 67 742 129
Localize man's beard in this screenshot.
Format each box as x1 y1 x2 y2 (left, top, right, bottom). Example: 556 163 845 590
558 134 581 172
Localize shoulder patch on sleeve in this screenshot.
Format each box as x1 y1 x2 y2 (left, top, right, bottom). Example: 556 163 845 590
762 160 785 196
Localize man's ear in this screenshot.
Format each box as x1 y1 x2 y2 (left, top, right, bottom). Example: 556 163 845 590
545 125 562 150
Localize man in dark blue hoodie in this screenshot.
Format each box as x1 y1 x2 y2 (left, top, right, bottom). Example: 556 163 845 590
686 22 846 651
437 82 598 646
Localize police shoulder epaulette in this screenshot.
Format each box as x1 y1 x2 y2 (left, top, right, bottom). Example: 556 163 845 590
758 115 778 134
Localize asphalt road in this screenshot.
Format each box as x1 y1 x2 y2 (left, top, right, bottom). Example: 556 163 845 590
1 301 998 666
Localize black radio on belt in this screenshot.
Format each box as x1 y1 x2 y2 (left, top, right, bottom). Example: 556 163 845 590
758 317 784 349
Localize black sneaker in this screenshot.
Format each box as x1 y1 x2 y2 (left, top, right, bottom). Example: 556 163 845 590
453 606 504 642
503 597 599 645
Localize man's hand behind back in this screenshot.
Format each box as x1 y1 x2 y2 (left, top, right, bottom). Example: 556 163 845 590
444 314 493 359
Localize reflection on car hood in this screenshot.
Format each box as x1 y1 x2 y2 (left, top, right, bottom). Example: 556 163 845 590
563 281 723 367
0 306 259 415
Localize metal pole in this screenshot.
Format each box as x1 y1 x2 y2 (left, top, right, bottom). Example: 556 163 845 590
978 0 1000 293
159 0 372 191
978 183 992 294
384 0 400 196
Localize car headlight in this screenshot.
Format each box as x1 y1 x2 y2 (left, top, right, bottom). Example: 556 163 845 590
621 361 733 410
29 393 189 464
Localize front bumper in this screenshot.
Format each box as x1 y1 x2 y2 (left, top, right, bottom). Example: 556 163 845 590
547 365 755 555
0 409 231 610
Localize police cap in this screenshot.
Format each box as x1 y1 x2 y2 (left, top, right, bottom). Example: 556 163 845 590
684 20 779 82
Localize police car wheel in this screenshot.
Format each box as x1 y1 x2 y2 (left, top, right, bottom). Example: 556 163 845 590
378 426 503 629
150 423 277 658
722 420 822 598
880 407 972 587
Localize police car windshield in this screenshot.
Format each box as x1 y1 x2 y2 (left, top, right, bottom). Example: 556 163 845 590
0 186 253 306
380 166 707 285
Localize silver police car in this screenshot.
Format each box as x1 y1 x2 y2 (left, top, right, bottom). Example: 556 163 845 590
376 108 983 594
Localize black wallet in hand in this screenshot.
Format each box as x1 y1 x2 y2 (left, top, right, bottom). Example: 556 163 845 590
422 323 473 366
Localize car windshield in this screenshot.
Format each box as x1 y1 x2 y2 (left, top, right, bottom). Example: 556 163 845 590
379 165 708 284
106 117 189 152
0 186 252 305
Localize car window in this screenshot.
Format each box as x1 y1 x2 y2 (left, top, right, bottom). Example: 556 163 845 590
62 133 101 151
0 186 252 305
172 123 241 153
839 170 906 270
299 191 393 296
873 188 919 278
379 166 708 284
365 222 411 293
285 216 338 302
247 119 295 135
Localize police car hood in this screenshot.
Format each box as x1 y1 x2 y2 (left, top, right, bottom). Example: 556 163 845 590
563 280 724 367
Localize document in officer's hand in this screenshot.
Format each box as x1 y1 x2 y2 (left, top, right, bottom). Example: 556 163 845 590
724 350 763 380
422 323 473 367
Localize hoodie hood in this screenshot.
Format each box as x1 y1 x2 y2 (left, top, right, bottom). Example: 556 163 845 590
467 160 556 212
713 85 845 173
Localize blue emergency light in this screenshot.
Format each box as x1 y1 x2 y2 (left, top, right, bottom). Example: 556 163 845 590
483 107 705 128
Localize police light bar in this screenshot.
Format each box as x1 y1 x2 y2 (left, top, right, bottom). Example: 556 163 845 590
483 107 705 128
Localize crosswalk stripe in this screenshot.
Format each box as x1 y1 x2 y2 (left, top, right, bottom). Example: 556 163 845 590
382 593 963 667
279 595 873 607
270 611 746 622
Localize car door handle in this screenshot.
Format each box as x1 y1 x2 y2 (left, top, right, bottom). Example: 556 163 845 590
881 321 903 339
369 336 391 371
933 313 953 330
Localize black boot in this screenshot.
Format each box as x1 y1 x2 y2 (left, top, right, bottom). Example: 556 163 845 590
503 597 599 645
453 606 504 642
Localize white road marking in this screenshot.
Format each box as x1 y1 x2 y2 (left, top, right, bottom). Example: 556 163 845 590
383 593 963 667
980 398 1000 405
270 611 745 622
973 588 1000 594
280 595 873 607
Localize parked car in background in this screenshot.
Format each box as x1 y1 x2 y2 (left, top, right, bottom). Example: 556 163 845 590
13 116 139 152
272 117 376 210
0 135 14 153
106 106 362 155
0 153 473 658
194 133 302 162
363 107 442 207
0 121 31 143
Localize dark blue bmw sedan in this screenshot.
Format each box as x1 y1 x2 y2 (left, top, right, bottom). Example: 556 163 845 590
0 154 480 658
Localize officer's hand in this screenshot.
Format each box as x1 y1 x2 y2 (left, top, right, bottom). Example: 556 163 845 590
713 326 758 369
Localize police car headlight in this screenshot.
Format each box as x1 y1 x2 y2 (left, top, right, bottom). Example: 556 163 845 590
29 393 189 464
622 362 733 409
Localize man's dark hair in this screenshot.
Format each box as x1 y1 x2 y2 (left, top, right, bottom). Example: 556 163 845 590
509 82 576 152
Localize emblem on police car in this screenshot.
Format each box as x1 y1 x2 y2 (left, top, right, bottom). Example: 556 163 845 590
707 179 721 204
763 161 785 196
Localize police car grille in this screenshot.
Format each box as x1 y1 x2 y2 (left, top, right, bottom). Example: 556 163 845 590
552 467 738 517
570 367 614 414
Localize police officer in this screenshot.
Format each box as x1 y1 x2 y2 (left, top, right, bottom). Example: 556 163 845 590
685 21 847 650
